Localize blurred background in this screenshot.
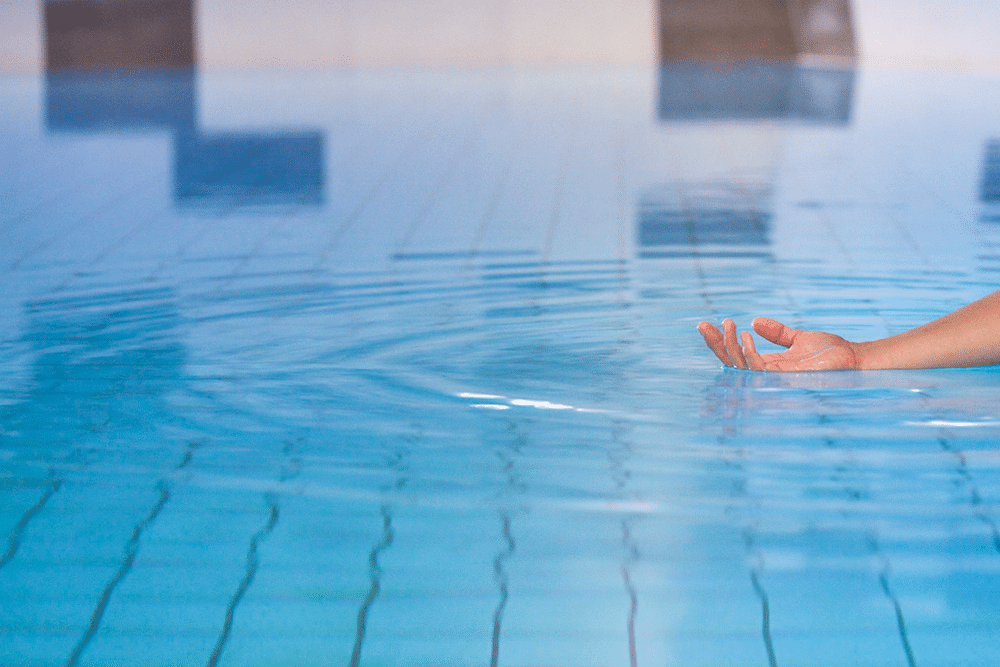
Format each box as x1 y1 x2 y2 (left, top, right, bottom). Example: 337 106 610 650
1 0 999 73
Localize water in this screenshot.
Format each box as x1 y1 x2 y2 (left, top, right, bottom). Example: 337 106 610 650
2 63 1000 666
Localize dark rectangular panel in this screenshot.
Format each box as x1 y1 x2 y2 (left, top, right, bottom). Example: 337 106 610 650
657 0 856 62
981 141 1000 202
658 0 798 62
45 0 195 70
174 133 326 209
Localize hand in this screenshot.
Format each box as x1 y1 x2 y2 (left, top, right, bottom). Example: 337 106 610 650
697 317 861 372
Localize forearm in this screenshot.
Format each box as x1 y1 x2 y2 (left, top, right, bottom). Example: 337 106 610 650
854 290 1000 369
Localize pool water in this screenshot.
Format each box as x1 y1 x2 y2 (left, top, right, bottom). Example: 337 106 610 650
2 63 1000 666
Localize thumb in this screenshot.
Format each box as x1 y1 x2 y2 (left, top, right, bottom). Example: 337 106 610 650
751 317 799 349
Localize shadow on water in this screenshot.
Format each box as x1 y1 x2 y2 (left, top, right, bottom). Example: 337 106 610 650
174 132 325 210
637 181 774 261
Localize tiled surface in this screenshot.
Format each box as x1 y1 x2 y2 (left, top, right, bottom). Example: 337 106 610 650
2 63 1000 666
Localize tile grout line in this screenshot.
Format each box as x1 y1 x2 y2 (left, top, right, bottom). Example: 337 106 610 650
468 112 535 264
621 520 640 667
63 439 200 666
10 173 161 272
541 94 580 265
64 483 171 667
349 429 412 667
0 479 61 570
490 513 515 667
870 533 918 667
349 506 394 667
311 97 466 272
206 499 280 667
390 112 489 262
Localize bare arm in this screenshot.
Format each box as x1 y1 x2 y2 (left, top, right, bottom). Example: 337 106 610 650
698 290 1000 371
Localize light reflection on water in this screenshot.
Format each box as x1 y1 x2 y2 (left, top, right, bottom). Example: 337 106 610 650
3 63 1000 666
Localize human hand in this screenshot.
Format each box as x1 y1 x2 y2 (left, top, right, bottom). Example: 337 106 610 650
697 317 861 372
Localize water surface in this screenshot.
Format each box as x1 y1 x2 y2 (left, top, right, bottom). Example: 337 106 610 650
2 63 1000 666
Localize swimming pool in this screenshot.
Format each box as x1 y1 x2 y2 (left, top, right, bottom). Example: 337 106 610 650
2 62 1000 666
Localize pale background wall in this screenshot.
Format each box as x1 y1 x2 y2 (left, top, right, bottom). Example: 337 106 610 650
1 0 999 72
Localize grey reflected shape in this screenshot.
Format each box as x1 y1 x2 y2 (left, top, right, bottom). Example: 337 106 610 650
657 61 855 125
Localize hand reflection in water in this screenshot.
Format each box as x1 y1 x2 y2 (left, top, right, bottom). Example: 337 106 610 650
699 289 1000 371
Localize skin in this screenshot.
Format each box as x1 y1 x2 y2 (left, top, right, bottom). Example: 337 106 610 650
698 289 1000 372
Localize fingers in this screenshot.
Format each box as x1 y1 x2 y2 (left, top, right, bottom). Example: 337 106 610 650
700 319 771 371
741 330 767 371
752 317 799 348
721 319 750 369
698 321 734 367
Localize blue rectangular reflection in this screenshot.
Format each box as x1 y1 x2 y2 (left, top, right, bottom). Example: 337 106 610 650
174 133 326 208
657 62 855 124
45 70 196 132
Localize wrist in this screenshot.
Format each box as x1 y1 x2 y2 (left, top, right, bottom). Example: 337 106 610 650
850 340 880 371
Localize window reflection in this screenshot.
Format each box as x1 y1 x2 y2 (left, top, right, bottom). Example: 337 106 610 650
978 140 1000 276
646 1 858 259
637 182 772 259
174 133 325 210
11 286 185 446
981 140 1000 203
43 0 324 211
656 61 855 124
45 69 196 132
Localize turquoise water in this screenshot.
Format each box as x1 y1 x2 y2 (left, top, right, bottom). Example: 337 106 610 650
2 63 1000 666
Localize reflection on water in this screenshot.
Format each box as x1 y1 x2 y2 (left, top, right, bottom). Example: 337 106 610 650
701 365 1000 667
5 286 184 470
44 70 325 210
981 140 1000 203
6 253 1000 665
657 62 855 124
7 61 1000 666
637 181 772 259
641 61 856 262
704 366 1000 438
978 140 1000 275
43 0 325 212
174 132 325 209
45 70 197 132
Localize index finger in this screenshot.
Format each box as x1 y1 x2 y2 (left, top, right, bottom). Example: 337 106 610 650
741 330 767 371
698 321 734 367
752 317 800 349
723 318 749 370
